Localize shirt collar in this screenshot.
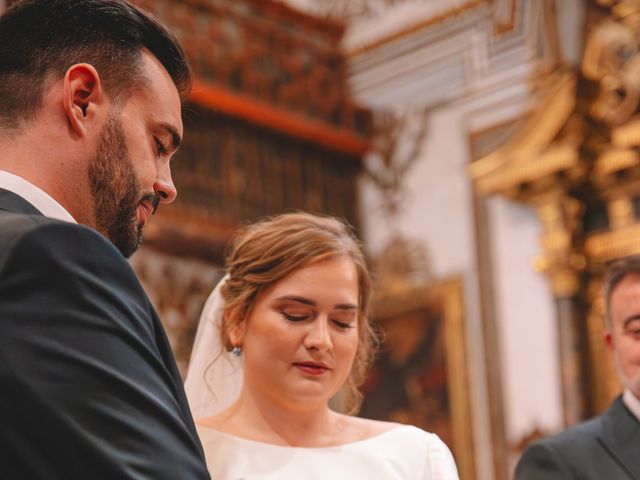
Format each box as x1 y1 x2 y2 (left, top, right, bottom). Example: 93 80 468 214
0 170 77 223
622 389 640 423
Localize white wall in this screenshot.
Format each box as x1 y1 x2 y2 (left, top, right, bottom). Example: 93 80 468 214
488 196 563 441
360 108 474 277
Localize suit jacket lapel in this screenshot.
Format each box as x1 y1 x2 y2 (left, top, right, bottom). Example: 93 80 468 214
0 188 43 216
599 396 640 479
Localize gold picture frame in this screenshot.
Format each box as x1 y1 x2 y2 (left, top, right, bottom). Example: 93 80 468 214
359 277 475 480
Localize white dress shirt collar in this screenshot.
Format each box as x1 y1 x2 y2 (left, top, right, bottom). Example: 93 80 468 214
0 170 76 223
622 389 640 423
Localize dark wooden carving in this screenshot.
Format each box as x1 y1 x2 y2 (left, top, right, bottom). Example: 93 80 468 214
145 106 362 262
131 0 370 262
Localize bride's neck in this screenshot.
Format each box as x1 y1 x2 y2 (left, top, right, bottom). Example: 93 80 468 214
213 387 341 447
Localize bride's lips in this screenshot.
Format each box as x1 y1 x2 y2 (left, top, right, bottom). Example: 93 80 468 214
293 362 331 375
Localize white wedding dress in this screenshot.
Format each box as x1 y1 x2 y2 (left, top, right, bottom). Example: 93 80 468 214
196 424 459 479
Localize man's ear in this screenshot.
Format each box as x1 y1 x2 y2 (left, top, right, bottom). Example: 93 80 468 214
63 63 105 137
604 329 614 351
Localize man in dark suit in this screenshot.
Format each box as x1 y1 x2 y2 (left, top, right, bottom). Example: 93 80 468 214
516 256 640 479
0 1 209 478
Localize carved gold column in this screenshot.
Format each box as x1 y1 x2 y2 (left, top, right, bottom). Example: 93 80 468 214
532 193 590 424
533 195 585 299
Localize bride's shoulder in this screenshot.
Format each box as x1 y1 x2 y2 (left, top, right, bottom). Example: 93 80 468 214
338 414 448 447
337 414 417 443
341 415 401 437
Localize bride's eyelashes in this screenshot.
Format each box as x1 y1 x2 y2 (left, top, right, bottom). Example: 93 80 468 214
282 311 311 322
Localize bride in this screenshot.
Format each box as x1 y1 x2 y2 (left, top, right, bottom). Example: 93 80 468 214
185 212 459 479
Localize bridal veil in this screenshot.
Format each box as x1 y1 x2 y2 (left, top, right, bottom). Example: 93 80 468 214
184 275 243 420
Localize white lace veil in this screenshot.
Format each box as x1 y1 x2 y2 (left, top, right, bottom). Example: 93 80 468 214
184 275 243 421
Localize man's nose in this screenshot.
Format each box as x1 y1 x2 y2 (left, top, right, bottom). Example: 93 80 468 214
154 165 177 204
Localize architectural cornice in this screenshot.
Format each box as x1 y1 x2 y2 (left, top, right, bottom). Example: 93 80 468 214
345 0 490 57
346 0 552 110
189 78 371 156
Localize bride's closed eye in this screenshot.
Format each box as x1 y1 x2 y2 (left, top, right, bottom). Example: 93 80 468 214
280 308 312 322
331 311 357 330
332 319 354 330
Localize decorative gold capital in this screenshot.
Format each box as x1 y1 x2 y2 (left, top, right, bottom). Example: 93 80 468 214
532 196 585 298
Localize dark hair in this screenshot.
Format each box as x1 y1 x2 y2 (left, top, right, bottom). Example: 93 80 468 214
0 0 191 130
603 255 640 326
220 212 379 415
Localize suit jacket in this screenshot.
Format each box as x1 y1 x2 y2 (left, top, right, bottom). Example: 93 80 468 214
0 189 210 479
515 396 640 480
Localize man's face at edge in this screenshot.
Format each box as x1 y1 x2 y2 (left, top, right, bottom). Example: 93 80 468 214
606 273 640 399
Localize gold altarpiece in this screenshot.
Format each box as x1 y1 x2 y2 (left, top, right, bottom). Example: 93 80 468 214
471 0 640 425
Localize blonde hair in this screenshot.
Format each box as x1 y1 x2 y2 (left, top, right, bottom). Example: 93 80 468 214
219 212 378 414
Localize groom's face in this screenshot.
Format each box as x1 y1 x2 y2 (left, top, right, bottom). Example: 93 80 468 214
88 51 182 257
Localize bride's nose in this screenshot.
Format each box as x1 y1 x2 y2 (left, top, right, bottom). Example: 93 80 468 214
304 317 332 352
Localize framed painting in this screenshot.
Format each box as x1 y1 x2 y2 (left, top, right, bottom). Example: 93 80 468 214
359 277 475 480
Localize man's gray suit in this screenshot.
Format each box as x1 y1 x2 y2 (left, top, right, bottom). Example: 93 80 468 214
515 396 640 479
0 188 209 479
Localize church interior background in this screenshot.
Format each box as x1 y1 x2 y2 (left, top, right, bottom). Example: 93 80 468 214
5 0 640 478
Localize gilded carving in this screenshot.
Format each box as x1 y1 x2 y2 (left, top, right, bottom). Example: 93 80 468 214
532 197 586 298
470 68 587 299
585 224 640 262
470 0 640 421
607 196 635 227
594 147 638 178
611 116 640 146
583 21 639 124
469 71 581 196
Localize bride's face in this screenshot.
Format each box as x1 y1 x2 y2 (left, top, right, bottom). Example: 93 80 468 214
233 258 360 411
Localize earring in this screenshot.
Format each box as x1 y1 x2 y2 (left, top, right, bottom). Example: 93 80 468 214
231 346 242 357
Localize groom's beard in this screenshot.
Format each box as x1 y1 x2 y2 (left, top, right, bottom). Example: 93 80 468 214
88 114 159 258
